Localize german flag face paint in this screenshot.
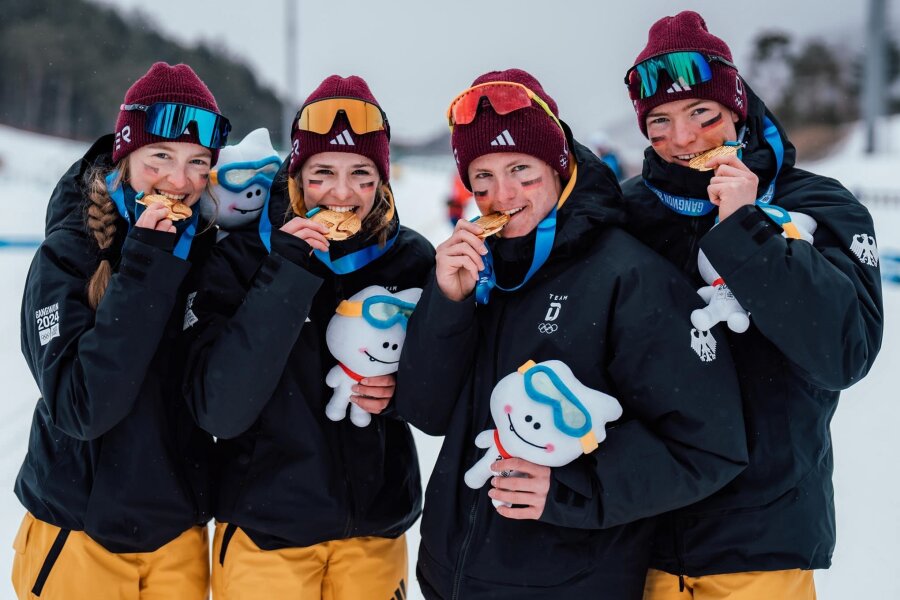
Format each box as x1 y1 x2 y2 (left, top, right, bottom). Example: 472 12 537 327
300 151 380 221
467 151 563 239
644 99 739 167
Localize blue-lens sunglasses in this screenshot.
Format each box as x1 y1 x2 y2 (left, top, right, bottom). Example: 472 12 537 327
121 102 232 149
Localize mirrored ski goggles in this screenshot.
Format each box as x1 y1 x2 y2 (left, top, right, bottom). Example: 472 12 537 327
624 52 738 99
521 362 592 438
335 295 416 330
295 97 389 138
120 102 232 149
210 156 282 192
446 81 562 133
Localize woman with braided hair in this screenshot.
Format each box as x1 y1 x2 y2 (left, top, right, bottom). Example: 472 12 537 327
12 62 231 599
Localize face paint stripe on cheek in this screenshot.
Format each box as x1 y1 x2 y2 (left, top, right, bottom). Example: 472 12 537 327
473 190 488 197
700 112 724 129
650 136 667 145
520 176 543 188
359 181 376 189
307 180 323 187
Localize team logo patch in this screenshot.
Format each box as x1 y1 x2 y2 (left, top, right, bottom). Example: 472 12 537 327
35 302 61 346
849 233 879 267
538 294 567 334
690 328 717 362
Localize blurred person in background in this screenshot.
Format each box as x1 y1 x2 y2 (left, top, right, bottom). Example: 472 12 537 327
446 172 472 227
620 11 884 599
396 68 749 600
182 75 434 600
13 62 228 599
589 129 625 181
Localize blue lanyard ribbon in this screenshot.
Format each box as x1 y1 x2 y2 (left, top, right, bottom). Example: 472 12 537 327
311 230 398 275
104 171 197 259
475 206 557 305
258 192 399 275
644 116 783 217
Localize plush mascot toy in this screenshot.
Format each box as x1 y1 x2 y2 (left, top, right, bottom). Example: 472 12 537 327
325 285 422 427
464 359 622 507
199 127 281 240
692 208 817 334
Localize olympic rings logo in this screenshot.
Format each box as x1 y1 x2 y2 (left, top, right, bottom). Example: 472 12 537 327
538 322 558 334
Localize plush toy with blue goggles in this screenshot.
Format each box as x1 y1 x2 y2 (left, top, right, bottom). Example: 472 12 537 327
198 128 281 240
464 359 622 507
324 285 423 428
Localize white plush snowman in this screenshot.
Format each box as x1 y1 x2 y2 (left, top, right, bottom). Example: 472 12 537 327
692 209 817 334
199 128 281 241
464 359 623 507
325 285 422 427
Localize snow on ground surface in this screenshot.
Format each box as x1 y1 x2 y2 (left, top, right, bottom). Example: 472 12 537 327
0 123 898 598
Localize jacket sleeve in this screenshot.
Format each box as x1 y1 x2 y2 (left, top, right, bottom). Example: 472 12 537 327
181 231 323 439
21 228 189 441
394 271 478 436
540 247 748 530
700 180 883 390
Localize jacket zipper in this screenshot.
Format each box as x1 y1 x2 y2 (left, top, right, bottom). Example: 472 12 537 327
450 496 480 600
674 517 686 592
333 275 357 539
450 296 507 600
684 217 702 275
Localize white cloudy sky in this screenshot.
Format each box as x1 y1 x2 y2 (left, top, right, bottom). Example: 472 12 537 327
91 0 885 143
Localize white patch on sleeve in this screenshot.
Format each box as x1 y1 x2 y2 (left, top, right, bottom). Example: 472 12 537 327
849 233 879 267
35 303 60 346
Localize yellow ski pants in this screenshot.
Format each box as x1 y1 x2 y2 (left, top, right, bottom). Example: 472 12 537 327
211 522 408 600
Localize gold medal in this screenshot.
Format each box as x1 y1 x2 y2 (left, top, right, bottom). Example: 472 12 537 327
136 194 193 221
473 212 510 239
309 209 362 241
688 145 741 171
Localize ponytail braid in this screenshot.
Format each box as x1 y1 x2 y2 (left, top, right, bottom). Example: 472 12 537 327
85 166 124 310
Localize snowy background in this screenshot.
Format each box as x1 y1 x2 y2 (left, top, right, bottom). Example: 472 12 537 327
0 123 897 598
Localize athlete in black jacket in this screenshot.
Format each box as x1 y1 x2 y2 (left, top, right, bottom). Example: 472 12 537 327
13 63 227 599
182 75 434 600
396 68 748 600
621 12 884 599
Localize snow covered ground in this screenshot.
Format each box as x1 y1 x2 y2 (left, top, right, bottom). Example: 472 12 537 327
0 123 897 598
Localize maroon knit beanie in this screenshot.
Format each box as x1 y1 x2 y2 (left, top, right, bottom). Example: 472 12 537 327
628 11 747 137
288 75 390 183
450 69 569 190
113 62 223 164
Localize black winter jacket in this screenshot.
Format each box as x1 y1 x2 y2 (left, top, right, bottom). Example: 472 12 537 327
396 136 748 599
620 88 884 576
15 135 215 553
182 162 435 551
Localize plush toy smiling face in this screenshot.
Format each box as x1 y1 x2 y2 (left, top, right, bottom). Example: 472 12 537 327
325 285 423 377
490 360 623 467
199 127 281 231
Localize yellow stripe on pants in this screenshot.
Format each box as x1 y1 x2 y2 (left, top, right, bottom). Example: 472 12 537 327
211 522 408 600
644 567 817 600
11 512 209 600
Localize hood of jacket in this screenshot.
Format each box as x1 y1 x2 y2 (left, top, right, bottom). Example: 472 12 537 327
45 135 116 238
